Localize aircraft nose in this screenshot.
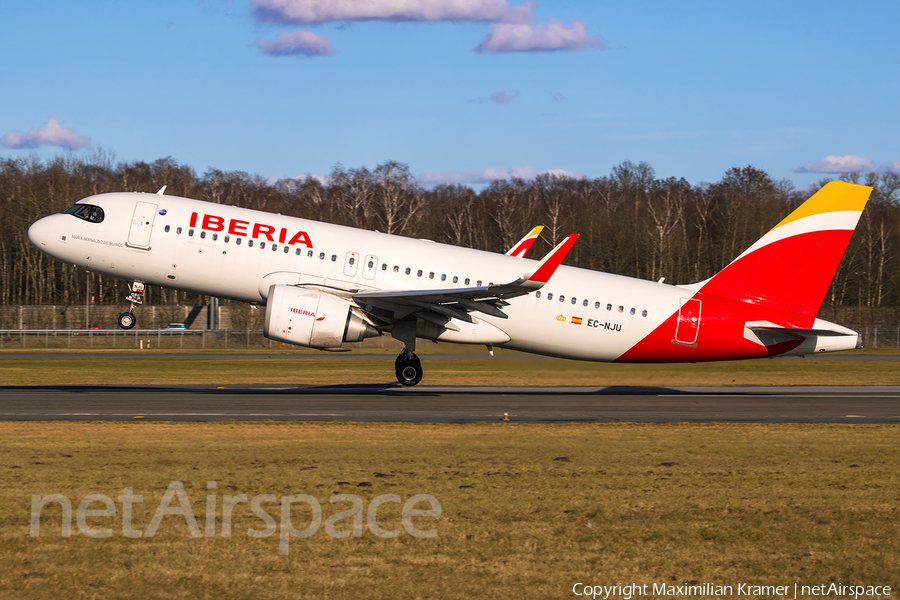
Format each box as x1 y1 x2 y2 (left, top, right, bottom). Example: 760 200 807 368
28 216 51 249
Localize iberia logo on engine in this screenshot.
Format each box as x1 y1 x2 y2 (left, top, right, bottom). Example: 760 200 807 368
289 307 316 317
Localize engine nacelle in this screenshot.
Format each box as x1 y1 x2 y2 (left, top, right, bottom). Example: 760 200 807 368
264 285 380 349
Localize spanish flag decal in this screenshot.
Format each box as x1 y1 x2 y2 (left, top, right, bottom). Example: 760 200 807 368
571 316 583 325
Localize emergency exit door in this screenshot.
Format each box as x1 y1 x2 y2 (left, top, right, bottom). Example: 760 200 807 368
674 297 701 345
127 201 157 249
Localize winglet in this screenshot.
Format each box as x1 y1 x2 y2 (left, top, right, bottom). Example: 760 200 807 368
520 234 579 285
506 226 544 258
156 185 167 196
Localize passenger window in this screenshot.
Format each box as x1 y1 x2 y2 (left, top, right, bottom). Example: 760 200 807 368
642 310 648 317
381 263 387 270
583 299 588 307
283 246 288 253
595 302 600 309
571 297 577 305
476 280 482 286
212 233 218 241
452 276 458 283
307 250 313 257
547 293 553 300
248 240 254 247
200 231 206 239
319 253 325 260
165 225 170 233
331 255 337 262
369 260 375 269
606 304 612 311
630 308 636 315
536 291 541 298
559 295 565 303
224 235 230 243
295 248 301 255
236 238 242 245
618 306 624 313
394 266 400 273
405 268 411 275
176 227 182 234
272 245 278 251
188 229 194 237
429 272 434 279
465 278 470 285
349 257 355 266
417 270 423 277
259 242 265 249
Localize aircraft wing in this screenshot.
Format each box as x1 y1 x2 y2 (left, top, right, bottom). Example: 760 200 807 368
353 234 578 327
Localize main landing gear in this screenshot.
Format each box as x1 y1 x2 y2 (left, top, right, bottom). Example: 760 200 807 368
392 319 423 386
395 350 423 387
117 281 145 330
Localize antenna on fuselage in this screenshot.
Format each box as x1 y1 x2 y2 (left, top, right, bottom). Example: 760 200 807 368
156 185 167 196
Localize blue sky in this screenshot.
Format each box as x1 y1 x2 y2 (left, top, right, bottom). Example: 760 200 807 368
1 0 898 188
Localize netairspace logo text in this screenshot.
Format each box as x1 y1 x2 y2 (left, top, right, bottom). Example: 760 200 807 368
31 481 441 555
573 583 892 599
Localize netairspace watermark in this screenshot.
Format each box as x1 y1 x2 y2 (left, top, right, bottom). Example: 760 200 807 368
572 583 893 599
31 481 441 555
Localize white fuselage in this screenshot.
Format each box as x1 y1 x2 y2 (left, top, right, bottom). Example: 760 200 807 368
28 191 859 363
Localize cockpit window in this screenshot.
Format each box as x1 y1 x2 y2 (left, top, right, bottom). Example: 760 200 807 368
64 203 104 223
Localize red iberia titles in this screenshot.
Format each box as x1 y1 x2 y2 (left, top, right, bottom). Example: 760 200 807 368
189 212 313 248
289 307 316 317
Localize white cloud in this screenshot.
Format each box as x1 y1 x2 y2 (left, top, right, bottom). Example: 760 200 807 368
876 160 900 174
794 154 875 174
256 31 336 57
252 0 534 25
419 167 585 185
490 91 520 104
476 19 605 53
0 117 90 150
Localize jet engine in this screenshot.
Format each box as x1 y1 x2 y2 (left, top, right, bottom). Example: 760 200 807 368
264 285 380 349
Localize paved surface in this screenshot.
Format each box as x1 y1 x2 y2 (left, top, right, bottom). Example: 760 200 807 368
1 385 899 423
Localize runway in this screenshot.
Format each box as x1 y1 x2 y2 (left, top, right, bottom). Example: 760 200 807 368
1 385 900 423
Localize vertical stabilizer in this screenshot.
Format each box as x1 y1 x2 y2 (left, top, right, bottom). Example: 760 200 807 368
696 181 871 316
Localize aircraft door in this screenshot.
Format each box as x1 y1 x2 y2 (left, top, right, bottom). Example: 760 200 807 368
362 255 378 280
344 251 359 277
674 297 701 345
127 201 157 249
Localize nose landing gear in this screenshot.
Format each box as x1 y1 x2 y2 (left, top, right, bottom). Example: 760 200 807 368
117 282 144 330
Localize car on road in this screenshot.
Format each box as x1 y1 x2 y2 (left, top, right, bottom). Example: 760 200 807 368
160 323 187 332
74 324 100 335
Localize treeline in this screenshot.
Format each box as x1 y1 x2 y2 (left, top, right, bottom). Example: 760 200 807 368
2 152 899 319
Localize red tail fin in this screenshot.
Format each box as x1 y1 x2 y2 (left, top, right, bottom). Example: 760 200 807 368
696 181 871 316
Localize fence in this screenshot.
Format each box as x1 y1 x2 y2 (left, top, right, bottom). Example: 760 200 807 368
0 329 282 350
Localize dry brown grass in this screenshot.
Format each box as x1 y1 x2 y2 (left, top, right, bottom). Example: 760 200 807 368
1 422 898 599
1 353 900 386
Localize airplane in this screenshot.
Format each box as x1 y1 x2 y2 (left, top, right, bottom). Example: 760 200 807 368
27 181 871 386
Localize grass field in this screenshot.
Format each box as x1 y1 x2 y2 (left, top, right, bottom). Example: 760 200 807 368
2 350 900 386
2 422 898 599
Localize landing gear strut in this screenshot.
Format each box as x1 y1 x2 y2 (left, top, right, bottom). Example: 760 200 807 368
395 350 423 387
117 281 144 330
392 318 423 386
